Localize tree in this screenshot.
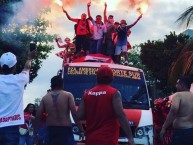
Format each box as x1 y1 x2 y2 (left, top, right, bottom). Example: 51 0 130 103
168 39 193 86
0 8 57 82
168 6 193 87
34 98 41 108
176 6 193 28
127 45 155 85
140 32 189 96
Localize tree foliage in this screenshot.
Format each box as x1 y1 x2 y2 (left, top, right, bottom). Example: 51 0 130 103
127 46 155 86
176 5 193 28
140 32 190 95
168 39 193 86
0 8 57 82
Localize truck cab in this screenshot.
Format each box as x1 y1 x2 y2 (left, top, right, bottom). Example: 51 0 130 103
62 55 154 145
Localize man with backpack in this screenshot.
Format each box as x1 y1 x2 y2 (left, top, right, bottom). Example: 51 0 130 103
62 7 91 55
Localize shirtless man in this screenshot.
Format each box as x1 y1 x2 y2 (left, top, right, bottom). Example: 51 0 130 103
160 75 193 145
36 75 84 145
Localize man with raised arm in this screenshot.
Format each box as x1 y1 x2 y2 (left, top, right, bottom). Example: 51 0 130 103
0 50 35 145
77 66 135 145
62 7 90 55
114 15 142 65
87 2 107 54
103 2 115 57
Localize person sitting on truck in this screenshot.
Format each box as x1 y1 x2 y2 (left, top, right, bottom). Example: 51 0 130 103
55 37 76 63
77 66 135 145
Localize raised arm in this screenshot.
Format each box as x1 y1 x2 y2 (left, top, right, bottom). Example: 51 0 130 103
87 2 91 18
128 14 142 28
55 39 67 49
104 2 107 23
62 7 77 22
112 91 135 145
22 50 36 72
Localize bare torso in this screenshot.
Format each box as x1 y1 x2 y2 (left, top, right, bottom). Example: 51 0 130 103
173 92 193 129
42 90 76 127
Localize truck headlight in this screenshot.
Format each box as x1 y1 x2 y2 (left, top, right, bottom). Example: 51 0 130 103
135 125 153 138
136 128 144 137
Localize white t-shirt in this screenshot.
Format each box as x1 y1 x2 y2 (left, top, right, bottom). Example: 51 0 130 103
90 19 107 40
0 71 29 128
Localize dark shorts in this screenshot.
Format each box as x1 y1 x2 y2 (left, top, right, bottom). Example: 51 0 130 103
172 128 193 145
47 126 76 145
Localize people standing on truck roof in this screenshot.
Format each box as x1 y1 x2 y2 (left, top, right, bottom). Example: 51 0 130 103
103 2 115 57
87 2 107 54
62 7 91 55
36 75 84 145
55 37 76 63
77 66 135 145
160 75 193 145
114 14 142 65
0 50 35 145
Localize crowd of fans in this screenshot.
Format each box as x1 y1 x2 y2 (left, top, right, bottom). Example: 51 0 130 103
56 2 142 65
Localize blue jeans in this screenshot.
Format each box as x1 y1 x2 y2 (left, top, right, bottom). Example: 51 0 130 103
89 39 103 54
0 125 19 145
19 133 33 145
35 125 48 145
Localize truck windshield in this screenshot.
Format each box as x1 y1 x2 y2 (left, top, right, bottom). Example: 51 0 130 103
63 66 150 110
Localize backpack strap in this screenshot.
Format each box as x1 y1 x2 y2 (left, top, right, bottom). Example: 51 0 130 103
86 18 91 34
74 19 80 36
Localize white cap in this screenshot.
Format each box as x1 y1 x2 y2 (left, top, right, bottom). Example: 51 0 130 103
0 52 17 68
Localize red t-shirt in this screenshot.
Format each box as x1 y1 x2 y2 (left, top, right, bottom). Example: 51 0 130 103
75 19 90 35
84 84 119 145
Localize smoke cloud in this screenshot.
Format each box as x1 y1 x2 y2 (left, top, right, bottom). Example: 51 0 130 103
0 0 151 52
2 0 151 30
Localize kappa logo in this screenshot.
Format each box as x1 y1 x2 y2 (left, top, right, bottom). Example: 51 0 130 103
88 91 107 96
